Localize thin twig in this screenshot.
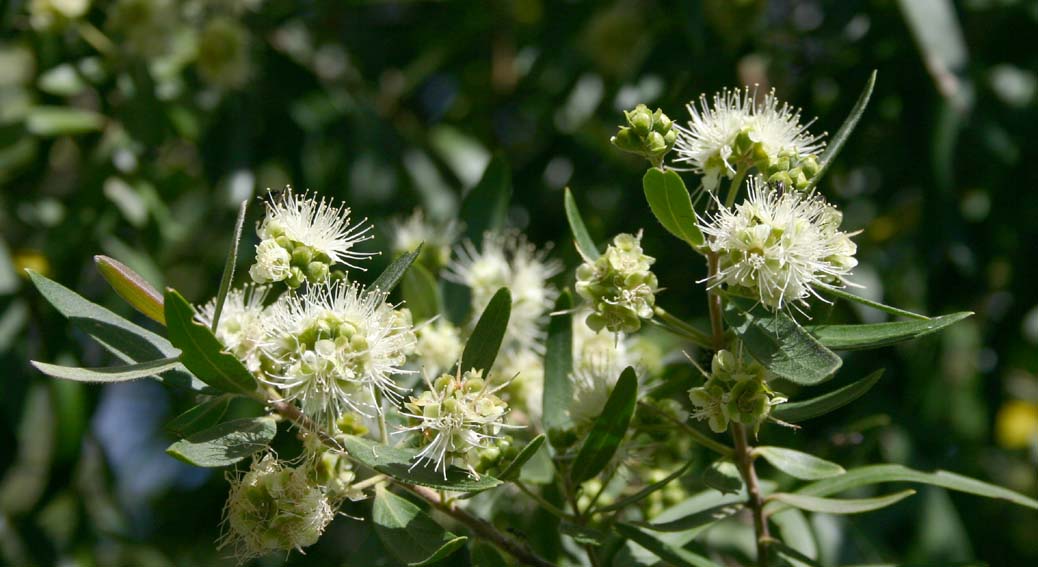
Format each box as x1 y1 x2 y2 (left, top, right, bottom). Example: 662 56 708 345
732 423 770 567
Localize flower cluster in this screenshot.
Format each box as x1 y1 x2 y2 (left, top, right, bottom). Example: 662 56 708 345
259 282 416 425
576 232 659 334
688 349 785 434
673 86 826 192
402 369 515 477
697 176 858 312
250 188 374 288
220 454 335 562
611 104 678 166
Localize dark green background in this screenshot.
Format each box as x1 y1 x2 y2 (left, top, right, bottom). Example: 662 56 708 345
1 0 1035 565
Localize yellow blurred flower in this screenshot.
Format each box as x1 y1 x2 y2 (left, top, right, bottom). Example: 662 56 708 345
996 400 1038 450
14 249 51 278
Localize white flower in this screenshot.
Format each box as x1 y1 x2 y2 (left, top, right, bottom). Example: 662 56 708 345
415 319 463 378
260 281 416 424
250 187 375 286
673 86 826 192
401 370 517 478
220 454 334 562
496 349 544 423
569 318 637 426
445 232 561 355
697 176 859 312
196 285 270 373
249 239 291 284
390 209 459 270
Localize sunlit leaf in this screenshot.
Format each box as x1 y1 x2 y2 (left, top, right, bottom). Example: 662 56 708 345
401 261 441 322
370 244 423 296
808 312 972 350
571 367 638 483
564 187 600 259
754 446 845 480
31 357 181 383
95 255 165 325
772 370 884 423
164 289 257 395
166 417 277 467
807 71 877 189
210 199 249 332
642 168 704 247
768 490 916 514
615 523 722 567
458 287 510 375
498 434 546 482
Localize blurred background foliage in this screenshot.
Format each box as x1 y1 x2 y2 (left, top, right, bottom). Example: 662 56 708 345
1 0 1036 565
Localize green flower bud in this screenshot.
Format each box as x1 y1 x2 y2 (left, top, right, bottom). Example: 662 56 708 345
724 380 770 426
575 231 659 334
611 104 677 166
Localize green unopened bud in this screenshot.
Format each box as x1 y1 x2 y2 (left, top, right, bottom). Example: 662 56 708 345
611 104 676 165
768 171 793 189
801 155 820 178
627 104 653 137
307 261 330 282
292 246 314 266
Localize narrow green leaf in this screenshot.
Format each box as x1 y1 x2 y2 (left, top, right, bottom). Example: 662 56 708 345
401 261 441 322
498 434 546 481
560 522 609 546
470 542 508 567
755 446 845 480
642 168 704 247
770 537 823 567
564 187 600 260
770 509 819 567
808 312 972 351
31 357 181 383
370 244 423 296
615 523 722 567
819 286 929 320
808 71 877 190
458 287 510 375
26 106 104 136
164 289 257 395
460 155 512 246
724 297 842 385
768 489 916 515
571 367 637 483
341 435 501 493
702 460 743 494
636 502 742 532
598 461 693 513
211 199 248 332
372 486 467 566
95 255 165 325
543 291 574 439
165 396 232 438
166 417 277 467
27 270 206 392
773 370 884 423
766 464 1038 513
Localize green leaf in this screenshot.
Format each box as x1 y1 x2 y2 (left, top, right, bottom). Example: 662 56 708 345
401 261 442 323
543 291 574 439
768 489 916 514
460 155 511 246
458 287 510 375
571 367 637 483
754 446 845 480
766 464 1038 513
372 486 467 566
560 521 609 546
636 502 742 532
164 396 232 438
702 460 743 494
770 509 819 567
163 289 257 395
370 244 423 296
564 187 600 260
498 434 546 481
95 255 165 325
470 542 508 567
819 286 929 320
26 106 104 136
724 297 842 385
341 435 501 493
772 370 884 423
642 168 704 247
210 199 249 332
807 71 877 190
598 461 693 513
615 523 722 567
27 270 206 392
31 357 181 383
166 417 277 467
808 312 972 351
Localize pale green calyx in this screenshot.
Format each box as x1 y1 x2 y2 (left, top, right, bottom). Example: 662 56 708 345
611 104 678 166
220 454 334 562
575 231 659 334
688 349 786 434
402 369 516 478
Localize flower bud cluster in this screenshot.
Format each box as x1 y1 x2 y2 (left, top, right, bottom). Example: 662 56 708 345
221 454 334 562
250 188 374 288
611 104 678 165
576 232 659 334
403 369 514 477
688 350 785 434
